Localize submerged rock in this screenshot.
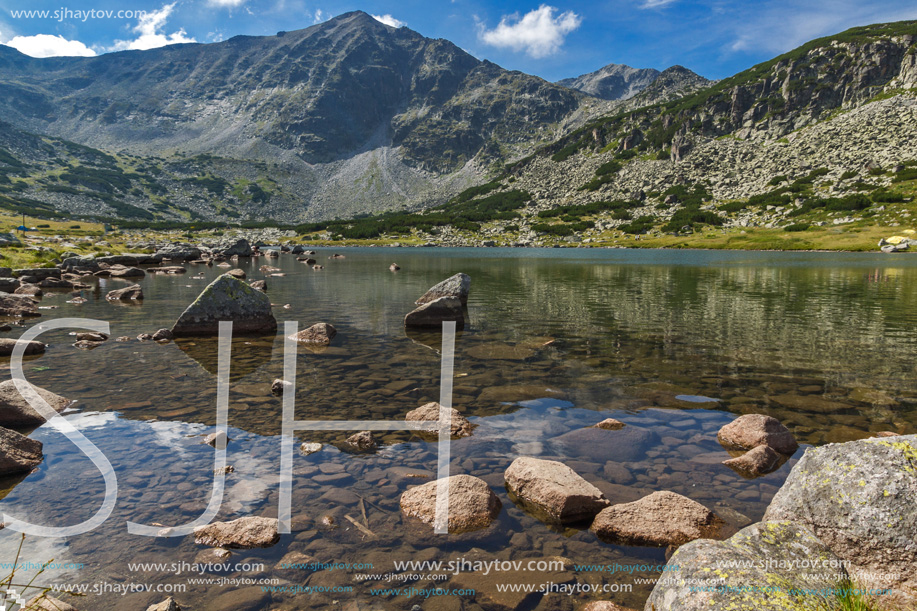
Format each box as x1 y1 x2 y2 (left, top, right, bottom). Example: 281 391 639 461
405 402 475 438
152 328 174 342
717 414 798 455
404 296 464 329
591 491 724 547
171 273 276 337
0 379 70 426
764 434 917 606
646 521 847 611
504 457 609 524
249 280 267 292
400 474 502 533
193 516 279 549
416 273 471 305
288 322 337 345
0 426 43 475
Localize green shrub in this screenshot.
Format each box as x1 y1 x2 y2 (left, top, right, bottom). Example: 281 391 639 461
840 170 857 180
784 222 811 231
768 175 788 186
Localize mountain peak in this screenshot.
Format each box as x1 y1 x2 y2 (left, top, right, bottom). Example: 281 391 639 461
557 63 661 101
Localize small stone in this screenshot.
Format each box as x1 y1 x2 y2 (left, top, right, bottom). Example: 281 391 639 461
717 414 798 455
0 337 46 356
146 597 181 611
300 442 322 455
400 474 502 533
504 457 609 524
405 402 475 437
76 332 108 342
344 431 377 453
25 595 79 611
722 445 784 478
0 425 43 475
288 322 337 345
152 328 174 342
193 516 279 549
271 379 292 395
106 284 143 301
204 431 230 448
593 418 625 430
591 491 724 547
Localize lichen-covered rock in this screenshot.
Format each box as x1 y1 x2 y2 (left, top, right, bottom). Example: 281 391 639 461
193 516 279 549
405 402 475 438
400 474 501 533
581 602 635 611
504 457 609 524
0 425 43 475
404 296 464 329
171 273 276 337
416 273 471 305
764 435 917 606
0 337 46 357
717 414 798 455
289 322 336 345
0 379 70 426
646 521 848 611
591 491 724 547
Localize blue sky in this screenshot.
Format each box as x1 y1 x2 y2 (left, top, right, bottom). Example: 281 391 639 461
0 0 915 81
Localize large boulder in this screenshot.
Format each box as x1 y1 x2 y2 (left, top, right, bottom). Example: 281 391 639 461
405 402 475 438
171 274 276 337
154 244 202 261
764 435 917 606
717 414 798 455
400 474 502 533
218 238 253 257
0 278 20 292
0 379 70 426
646 521 849 611
590 491 724 547
416 272 471 305
106 284 143 301
0 292 40 317
288 322 336 345
0 426 43 475
504 457 609 524
193 516 279 549
404 296 464 330
108 265 146 278
0 338 45 357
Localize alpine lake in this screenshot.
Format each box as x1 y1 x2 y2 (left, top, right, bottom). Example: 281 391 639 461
1 247 916 611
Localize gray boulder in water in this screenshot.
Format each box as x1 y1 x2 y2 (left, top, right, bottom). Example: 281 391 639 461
171 273 276 337
404 296 464 329
764 434 917 607
0 426 43 475
416 273 471 305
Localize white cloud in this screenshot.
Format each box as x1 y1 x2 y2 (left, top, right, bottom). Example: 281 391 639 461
313 9 327 24
110 3 195 51
640 0 677 7
208 0 246 6
479 5 581 58
4 33 96 57
371 14 406 28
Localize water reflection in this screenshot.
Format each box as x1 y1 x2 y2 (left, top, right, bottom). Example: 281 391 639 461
0 248 914 609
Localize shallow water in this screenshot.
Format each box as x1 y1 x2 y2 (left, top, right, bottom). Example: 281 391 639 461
1 247 915 610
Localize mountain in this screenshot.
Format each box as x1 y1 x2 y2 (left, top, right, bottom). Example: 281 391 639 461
0 11 585 221
287 21 917 246
557 63 661 100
